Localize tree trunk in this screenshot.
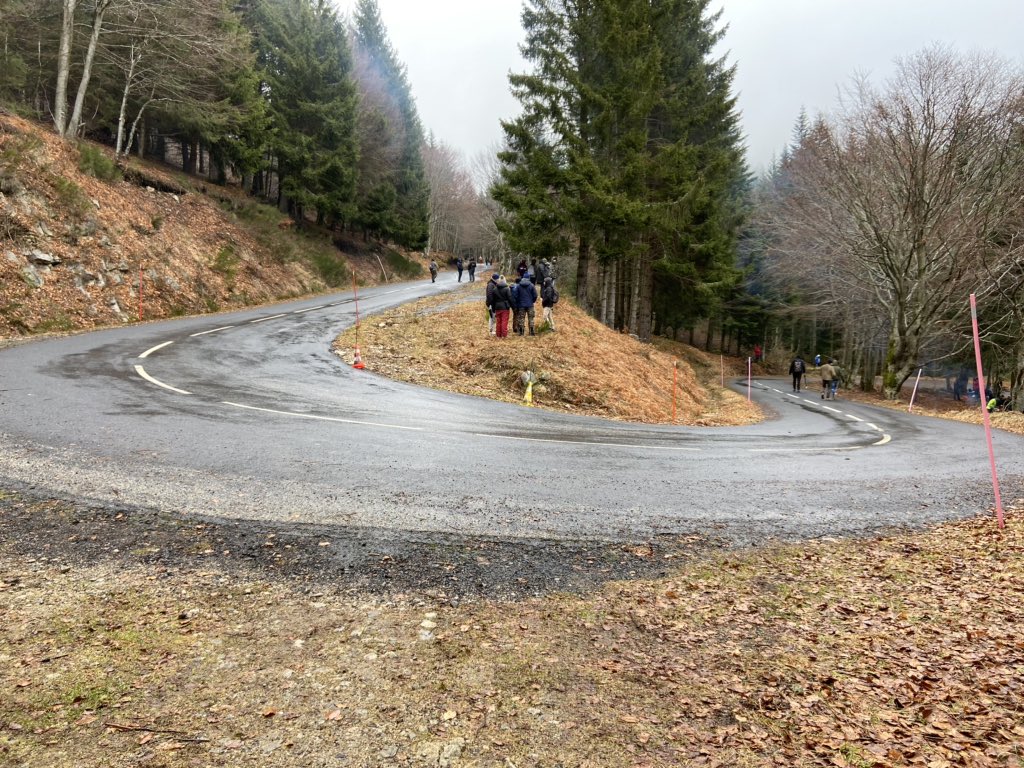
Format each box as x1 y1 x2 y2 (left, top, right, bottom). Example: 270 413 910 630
114 45 137 156
636 249 653 342
54 0 78 136
576 235 591 311
67 0 112 138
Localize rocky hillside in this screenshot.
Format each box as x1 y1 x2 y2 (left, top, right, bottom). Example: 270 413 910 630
0 113 420 338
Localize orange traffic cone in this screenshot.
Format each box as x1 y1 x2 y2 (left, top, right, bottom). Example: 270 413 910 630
352 345 365 369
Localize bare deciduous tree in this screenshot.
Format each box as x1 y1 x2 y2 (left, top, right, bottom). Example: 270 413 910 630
772 47 1024 398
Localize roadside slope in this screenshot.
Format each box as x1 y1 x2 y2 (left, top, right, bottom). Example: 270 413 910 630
333 287 760 426
0 113 418 338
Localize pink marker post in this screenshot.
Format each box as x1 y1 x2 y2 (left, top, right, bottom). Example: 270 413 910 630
969 294 1005 529
908 368 923 412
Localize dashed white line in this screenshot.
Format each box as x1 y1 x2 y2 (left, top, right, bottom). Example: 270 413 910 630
866 423 881 431
292 305 326 314
785 393 800 399
473 433 700 451
222 401 423 431
822 405 842 413
189 325 235 337
249 313 288 324
134 365 191 395
139 340 173 358
874 433 892 446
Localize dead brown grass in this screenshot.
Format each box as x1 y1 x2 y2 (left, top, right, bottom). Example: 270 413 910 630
334 287 761 427
3 498 1021 767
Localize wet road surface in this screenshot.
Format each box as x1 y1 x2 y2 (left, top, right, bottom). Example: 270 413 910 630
2 279 1022 548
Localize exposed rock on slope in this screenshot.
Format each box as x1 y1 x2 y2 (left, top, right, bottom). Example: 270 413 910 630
0 114 346 336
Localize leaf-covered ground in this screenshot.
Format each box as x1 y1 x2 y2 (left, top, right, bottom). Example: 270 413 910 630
1 489 1020 767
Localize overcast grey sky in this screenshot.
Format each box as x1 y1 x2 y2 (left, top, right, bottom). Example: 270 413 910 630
339 1 1024 172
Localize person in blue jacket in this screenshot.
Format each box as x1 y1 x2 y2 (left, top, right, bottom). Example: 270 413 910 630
515 273 538 336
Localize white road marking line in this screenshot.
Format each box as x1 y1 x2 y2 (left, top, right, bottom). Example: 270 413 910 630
249 313 288 324
189 325 235 337
222 401 423 431
473 433 700 451
134 365 191 395
749 445 869 453
866 423 881 431
292 305 326 314
771 388 782 393
846 414 863 422
822 405 842 413
139 340 173 358
785 393 800 399
802 399 817 404
874 433 892 446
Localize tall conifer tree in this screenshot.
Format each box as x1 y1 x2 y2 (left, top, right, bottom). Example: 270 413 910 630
352 0 429 249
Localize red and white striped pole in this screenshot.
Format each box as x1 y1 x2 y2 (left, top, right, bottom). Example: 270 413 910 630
138 266 143 321
969 294 1004 529
747 357 752 402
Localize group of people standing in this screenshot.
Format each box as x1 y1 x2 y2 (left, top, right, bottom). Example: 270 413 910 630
484 258 559 338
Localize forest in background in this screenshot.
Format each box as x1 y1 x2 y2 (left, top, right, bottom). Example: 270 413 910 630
2 1 1023 405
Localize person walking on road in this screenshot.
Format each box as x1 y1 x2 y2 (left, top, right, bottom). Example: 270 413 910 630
820 358 837 399
492 276 514 338
456 257 464 282
429 260 438 283
468 258 476 282
516 273 538 335
789 355 806 392
541 276 558 331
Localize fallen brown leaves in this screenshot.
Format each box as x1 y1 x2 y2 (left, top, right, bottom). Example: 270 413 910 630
333 286 761 426
2 504 1021 767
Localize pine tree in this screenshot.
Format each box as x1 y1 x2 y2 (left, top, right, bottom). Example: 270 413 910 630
351 0 428 249
494 0 747 339
253 0 359 226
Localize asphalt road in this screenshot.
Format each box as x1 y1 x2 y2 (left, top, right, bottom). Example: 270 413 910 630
2 278 1022 548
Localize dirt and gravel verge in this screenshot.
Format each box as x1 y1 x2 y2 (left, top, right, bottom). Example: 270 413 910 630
3 484 1021 768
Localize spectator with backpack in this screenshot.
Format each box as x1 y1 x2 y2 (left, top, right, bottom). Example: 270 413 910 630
485 272 500 335
541 277 559 331
789 355 806 392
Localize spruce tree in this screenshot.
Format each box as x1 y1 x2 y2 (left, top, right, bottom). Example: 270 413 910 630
352 0 428 249
254 0 358 225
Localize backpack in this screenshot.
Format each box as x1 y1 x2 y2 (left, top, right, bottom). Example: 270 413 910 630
793 359 805 374
550 287 559 305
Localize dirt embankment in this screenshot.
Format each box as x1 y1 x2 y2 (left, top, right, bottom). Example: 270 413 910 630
0 113 418 338
333 289 761 427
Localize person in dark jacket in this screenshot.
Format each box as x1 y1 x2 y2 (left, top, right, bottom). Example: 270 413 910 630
492 276 514 338
510 277 522 335
516 259 528 278
789 355 806 392
541 276 558 331
485 272 500 335
468 258 477 282
516 274 538 335
455 256 464 282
